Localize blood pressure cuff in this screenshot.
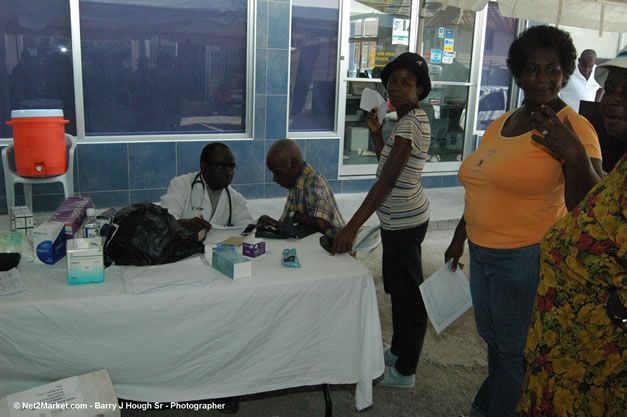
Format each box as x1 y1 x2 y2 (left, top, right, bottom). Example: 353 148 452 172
254 216 315 240
104 203 204 267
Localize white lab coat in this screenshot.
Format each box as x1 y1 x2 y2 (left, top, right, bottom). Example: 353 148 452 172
160 172 253 227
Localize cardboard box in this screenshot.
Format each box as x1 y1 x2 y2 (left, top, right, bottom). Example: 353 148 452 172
49 197 94 239
33 221 66 265
0 369 120 417
67 238 104 285
10 206 34 236
212 249 251 279
242 239 266 258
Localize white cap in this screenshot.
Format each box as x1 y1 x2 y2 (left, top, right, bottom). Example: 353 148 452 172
86 208 96 217
10 109 64 118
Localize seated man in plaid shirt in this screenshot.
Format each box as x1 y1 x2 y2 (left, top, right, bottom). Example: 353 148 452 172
258 139 345 237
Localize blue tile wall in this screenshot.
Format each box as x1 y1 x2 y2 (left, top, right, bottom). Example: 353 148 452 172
130 189 167 204
256 1 268 49
341 178 376 193
255 49 268 95
265 95 287 139
176 141 206 175
421 176 443 189
264 182 287 199
254 95 266 139
305 139 339 181
232 183 265 200
442 175 462 187
77 143 129 192
129 142 176 190
228 141 266 185
266 49 289 95
268 2 290 49
81 191 130 209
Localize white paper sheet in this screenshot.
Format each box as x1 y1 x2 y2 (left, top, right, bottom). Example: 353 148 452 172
419 260 472 334
352 225 381 253
0 268 26 296
359 88 388 124
122 256 222 294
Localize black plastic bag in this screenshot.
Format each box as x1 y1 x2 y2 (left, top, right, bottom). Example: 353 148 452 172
104 203 204 267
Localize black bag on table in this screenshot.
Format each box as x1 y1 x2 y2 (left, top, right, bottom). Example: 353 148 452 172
104 203 204 267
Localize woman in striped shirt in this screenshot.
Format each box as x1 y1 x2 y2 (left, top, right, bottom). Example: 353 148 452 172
333 52 432 388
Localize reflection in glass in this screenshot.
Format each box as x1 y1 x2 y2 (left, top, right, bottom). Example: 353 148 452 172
0 0 76 138
80 0 247 135
423 85 469 162
477 2 517 130
289 0 339 132
347 0 411 79
344 82 469 165
421 0 475 83
344 0 412 167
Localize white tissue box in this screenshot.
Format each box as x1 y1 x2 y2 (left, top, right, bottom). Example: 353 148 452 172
67 238 104 285
212 249 251 279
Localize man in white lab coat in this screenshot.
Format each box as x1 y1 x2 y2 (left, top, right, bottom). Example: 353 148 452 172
160 143 253 234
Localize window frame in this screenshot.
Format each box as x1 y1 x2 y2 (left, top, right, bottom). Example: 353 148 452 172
65 0 255 144
288 0 343 138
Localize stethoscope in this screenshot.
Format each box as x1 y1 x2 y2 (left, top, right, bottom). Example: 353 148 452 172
191 172 233 227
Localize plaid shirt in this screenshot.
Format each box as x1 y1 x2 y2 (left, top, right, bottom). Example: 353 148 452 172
279 162 345 237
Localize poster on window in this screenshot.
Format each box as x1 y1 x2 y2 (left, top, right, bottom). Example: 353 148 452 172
430 49 442 64
392 18 409 45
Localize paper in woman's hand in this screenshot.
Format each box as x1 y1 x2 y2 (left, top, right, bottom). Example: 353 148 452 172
359 88 388 124
419 259 472 334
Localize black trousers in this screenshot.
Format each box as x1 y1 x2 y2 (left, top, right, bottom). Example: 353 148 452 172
381 221 429 376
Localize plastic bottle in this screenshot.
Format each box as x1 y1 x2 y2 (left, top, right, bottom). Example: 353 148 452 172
82 207 100 238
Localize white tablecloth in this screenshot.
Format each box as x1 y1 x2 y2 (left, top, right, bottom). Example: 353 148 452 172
0 231 384 410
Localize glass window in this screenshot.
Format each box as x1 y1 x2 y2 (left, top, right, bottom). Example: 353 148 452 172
477 2 517 130
421 0 475 83
289 0 340 132
343 0 412 167
1 0 75 138
423 85 468 162
418 1 475 164
347 0 411 79
80 0 247 136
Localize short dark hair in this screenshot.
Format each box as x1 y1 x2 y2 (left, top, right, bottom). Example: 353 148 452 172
507 25 576 88
200 142 231 164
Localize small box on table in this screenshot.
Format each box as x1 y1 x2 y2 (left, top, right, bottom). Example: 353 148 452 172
49 196 94 239
67 238 104 285
242 238 265 258
33 221 66 265
212 249 251 279
10 205 34 235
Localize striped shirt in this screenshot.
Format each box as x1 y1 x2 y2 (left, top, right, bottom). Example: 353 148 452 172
280 162 345 237
376 107 431 230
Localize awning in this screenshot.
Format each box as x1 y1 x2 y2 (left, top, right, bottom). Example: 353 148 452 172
442 0 627 34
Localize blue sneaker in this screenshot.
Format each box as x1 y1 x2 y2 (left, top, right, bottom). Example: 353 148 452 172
379 365 415 388
384 348 398 366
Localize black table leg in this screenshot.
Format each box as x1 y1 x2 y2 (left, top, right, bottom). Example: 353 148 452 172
322 384 333 417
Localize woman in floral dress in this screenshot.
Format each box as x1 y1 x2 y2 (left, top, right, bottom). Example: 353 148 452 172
515 50 627 417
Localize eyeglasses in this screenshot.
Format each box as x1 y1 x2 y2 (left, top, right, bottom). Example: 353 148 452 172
211 163 236 171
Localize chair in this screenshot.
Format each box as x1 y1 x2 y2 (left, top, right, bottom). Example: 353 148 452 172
2 133 76 213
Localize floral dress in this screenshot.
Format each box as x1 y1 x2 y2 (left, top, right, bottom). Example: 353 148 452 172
515 155 626 417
